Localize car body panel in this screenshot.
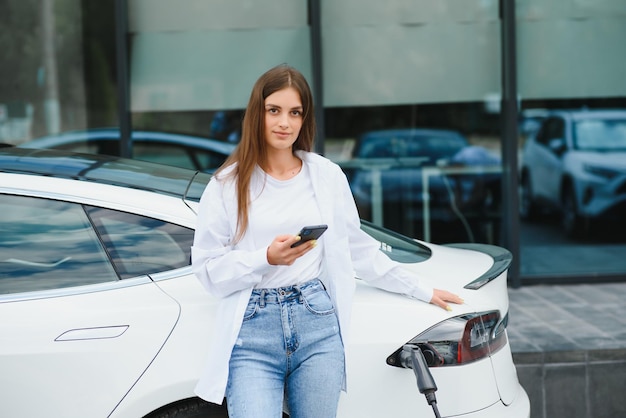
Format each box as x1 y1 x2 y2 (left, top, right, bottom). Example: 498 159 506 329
109 271 218 418
490 340 521 405
343 281 501 417
0 280 180 417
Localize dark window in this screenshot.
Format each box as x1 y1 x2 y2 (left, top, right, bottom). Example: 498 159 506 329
536 117 565 147
360 221 432 264
0 195 117 294
0 194 195 295
85 206 193 279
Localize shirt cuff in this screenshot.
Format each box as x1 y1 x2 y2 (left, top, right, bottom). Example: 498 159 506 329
250 246 272 274
410 285 434 303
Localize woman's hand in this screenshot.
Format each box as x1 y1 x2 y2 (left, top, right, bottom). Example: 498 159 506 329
430 289 464 311
266 234 317 266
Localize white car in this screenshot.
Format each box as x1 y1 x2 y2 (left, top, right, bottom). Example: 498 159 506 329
0 147 529 418
519 109 626 237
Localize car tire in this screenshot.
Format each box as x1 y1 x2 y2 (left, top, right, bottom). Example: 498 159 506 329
519 172 538 221
145 398 228 418
562 186 585 238
144 398 290 418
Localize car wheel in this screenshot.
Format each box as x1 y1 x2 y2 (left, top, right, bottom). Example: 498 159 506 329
145 398 228 418
562 186 585 238
519 173 538 221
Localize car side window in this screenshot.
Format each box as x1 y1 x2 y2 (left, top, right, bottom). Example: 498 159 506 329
0 195 118 295
536 117 564 147
85 205 194 279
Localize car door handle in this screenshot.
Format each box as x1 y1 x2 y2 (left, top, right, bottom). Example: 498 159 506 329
55 325 129 341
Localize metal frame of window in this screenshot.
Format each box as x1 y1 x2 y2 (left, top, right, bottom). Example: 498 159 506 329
115 0 132 158
309 0 325 156
500 0 521 287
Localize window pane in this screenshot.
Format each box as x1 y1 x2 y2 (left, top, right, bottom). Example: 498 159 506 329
518 0 626 279
321 0 503 245
128 0 310 112
0 2 118 144
331 104 503 245
0 195 117 294
85 206 193 279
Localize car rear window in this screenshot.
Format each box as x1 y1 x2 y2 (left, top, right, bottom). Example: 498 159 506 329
360 221 431 263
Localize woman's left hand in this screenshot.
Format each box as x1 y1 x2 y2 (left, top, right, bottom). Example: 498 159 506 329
430 289 464 311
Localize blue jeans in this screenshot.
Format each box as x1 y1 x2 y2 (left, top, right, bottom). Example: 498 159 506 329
226 279 345 418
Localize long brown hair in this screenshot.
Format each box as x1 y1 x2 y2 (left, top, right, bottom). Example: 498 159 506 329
216 64 316 243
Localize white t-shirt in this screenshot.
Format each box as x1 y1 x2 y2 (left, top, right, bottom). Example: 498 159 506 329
248 163 323 288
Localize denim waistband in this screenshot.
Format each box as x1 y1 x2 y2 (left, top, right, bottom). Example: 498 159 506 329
250 278 324 305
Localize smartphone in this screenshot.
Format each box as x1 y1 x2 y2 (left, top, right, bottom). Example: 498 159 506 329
291 224 328 248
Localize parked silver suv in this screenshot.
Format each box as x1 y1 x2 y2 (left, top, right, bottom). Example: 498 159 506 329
519 109 626 237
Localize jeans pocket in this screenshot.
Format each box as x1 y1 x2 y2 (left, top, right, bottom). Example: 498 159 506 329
302 289 335 315
242 299 259 321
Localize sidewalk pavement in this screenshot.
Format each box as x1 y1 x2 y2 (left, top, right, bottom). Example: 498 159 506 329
506 281 626 418
507 282 626 353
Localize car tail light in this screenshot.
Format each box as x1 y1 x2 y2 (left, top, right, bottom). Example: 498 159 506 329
387 311 508 368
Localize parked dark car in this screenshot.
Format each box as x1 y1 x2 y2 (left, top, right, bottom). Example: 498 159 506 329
519 109 626 237
345 128 501 243
19 128 236 173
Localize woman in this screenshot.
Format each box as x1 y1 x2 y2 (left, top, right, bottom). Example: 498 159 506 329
191 64 463 418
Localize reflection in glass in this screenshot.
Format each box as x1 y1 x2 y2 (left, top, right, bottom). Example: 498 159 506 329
335 118 502 245
574 118 626 150
0 196 117 294
85 206 193 279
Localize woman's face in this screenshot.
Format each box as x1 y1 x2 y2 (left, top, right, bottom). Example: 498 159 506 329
264 87 303 153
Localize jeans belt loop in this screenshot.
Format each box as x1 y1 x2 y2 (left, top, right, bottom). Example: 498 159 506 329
259 289 266 308
293 284 304 303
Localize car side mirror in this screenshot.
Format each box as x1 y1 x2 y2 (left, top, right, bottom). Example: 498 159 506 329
548 137 566 155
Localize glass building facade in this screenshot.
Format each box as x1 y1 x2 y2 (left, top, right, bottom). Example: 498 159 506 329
1 0 625 286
